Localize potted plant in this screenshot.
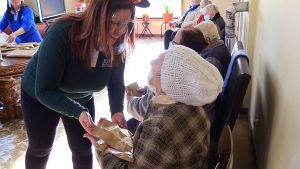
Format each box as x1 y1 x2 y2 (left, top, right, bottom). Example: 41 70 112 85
142 13 149 22
163 2 173 23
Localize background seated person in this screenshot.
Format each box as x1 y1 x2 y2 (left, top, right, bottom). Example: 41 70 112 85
85 45 223 169
164 0 201 49
195 20 231 79
196 0 212 24
195 21 231 168
202 4 225 41
127 26 209 133
0 0 42 43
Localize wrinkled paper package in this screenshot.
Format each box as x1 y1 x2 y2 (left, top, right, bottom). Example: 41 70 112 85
92 118 133 162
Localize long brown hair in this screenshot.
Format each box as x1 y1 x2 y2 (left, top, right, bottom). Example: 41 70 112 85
57 0 135 69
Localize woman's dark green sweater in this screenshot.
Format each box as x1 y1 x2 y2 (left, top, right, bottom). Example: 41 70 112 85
21 20 125 119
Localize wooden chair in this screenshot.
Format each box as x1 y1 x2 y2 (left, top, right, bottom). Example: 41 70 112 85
214 125 233 169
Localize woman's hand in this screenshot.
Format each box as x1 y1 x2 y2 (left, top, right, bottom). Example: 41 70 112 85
7 33 16 43
6 28 24 43
79 111 96 134
111 112 127 128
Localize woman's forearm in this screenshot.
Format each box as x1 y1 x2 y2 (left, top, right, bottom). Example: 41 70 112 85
12 27 25 37
7 27 25 43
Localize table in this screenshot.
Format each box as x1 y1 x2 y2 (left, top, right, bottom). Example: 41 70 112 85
139 22 153 38
0 57 29 121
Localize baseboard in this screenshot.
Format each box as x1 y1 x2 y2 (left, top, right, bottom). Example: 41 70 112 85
136 34 161 38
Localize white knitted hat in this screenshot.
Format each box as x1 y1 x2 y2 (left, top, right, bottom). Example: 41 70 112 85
161 45 223 106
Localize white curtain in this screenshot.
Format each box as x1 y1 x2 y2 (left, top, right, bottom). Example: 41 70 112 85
0 0 7 19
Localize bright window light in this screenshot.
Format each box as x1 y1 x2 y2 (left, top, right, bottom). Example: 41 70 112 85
0 0 7 18
135 0 182 18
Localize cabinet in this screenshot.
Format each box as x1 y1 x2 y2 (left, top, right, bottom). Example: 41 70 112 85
0 57 29 121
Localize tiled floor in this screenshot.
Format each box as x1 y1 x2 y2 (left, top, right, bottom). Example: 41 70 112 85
0 37 256 169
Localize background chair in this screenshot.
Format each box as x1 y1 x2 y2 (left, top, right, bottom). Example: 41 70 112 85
211 41 251 157
208 41 251 169
222 56 251 129
214 124 233 169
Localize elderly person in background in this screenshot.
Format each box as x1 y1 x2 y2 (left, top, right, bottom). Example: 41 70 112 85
164 0 201 49
85 45 223 169
196 0 213 24
196 20 231 168
202 4 225 41
0 0 42 43
195 20 230 79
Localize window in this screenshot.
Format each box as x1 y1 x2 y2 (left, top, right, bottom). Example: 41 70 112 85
135 0 181 18
0 0 7 19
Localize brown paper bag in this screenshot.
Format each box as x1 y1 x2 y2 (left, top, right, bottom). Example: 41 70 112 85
92 119 133 162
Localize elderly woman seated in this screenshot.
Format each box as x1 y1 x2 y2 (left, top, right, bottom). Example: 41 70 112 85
126 26 209 133
202 4 225 41
164 0 201 49
195 20 231 79
85 45 223 169
196 0 212 24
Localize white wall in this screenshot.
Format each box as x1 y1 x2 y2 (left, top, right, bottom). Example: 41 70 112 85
65 0 78 13
239 0 300 168
213 0 238 17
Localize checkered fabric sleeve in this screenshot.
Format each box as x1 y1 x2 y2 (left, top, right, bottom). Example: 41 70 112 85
98 103 210 169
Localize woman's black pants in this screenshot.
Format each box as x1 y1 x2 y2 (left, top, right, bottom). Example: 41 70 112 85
21 89 95 169
164 29 178 49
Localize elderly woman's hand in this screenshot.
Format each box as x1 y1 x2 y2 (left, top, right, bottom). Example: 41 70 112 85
137 86 148 95
126 86 148 102
126 90 134 102
169 21 177 28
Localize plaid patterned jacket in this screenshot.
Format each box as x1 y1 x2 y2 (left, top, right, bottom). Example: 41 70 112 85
98 96 211 169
